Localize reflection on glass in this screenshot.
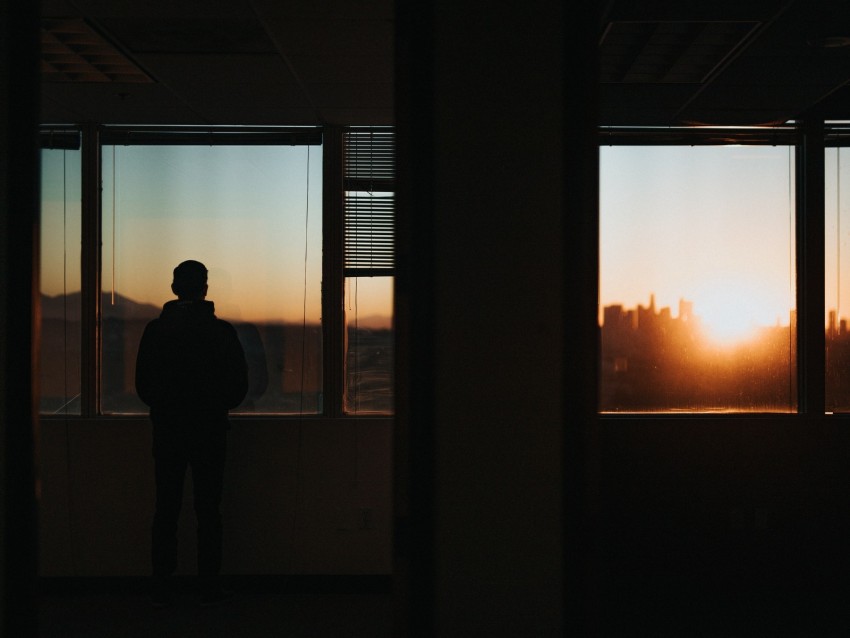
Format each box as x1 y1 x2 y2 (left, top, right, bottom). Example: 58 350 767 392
826 147 850 412
344 276 394 414
99 144 323 414
600 145 796 413
40 148 82 414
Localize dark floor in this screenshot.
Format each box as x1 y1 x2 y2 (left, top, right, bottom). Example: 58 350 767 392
38 577 393 638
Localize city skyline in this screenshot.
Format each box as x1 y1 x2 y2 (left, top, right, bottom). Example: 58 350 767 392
600 292 796 348
600 291 797 413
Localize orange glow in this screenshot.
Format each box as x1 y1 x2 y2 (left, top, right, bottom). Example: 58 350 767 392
345 276 394 329
600 144 795 348
690 280 787 347
699 312 757 346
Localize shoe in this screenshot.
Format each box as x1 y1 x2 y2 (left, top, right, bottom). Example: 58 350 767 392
199 588 234 607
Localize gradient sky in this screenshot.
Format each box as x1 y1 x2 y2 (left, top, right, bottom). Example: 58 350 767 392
600 144 798 343
41 149 82 296
40 142 850 337
41 144 393 326
102 144 323 324
825 147 850 326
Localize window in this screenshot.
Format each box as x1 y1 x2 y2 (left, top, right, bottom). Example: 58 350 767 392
343 128 395 415
100 142 322 414
344 276 393 413
826 132 850 412
600 139 797 413
39 134 82 414
37 125 395 418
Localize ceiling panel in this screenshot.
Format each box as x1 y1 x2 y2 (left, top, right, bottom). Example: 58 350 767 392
41 82 204 124
37 0 850 127
286 55 393 84
136 53 298 87
98 17 278 54
40 0 394 125
600 21 760 84
599 0 850 125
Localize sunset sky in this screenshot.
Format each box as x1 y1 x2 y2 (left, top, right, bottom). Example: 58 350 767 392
41 144 393 326
600 144 798 344
825 147 850 327
40 142 850 339
102 144 323 324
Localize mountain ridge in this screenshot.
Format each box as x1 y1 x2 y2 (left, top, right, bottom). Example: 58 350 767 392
40 291 161 321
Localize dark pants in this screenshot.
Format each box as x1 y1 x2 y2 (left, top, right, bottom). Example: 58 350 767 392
151 417 227 590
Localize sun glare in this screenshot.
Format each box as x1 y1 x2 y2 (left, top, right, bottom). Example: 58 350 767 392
692 282 779 346
697 304 758 345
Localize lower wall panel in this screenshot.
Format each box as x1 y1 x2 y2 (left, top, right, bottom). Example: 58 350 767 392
38 417 393 577
593 415 850 634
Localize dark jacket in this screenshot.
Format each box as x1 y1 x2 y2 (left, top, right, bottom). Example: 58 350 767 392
135 299 248 421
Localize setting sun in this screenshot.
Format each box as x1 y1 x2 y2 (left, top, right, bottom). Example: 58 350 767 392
695 301 759 345
691 280 787 346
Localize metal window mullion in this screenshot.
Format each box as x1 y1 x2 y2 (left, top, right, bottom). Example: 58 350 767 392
598 126 797 146
99 126 322 146
80 125 102 417
323 126 345 418
797 120 825 415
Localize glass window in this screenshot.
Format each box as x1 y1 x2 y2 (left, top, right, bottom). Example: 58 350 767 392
599 144 796 413
344 275 394 414
342 129 396 415
40 147 82 414
826 146 850 412
100 143 322 414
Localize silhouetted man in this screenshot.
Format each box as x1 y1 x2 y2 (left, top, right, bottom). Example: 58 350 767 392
135 260 248 607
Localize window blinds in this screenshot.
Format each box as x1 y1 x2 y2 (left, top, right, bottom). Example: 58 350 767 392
343 127 395 276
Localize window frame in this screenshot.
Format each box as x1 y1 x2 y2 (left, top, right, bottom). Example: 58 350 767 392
39 124 394 420
38 128 83 415
822 122 850 413
597 124 834 419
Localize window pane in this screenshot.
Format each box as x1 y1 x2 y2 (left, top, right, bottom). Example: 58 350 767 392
40 148 82 414
826 147 850 412
101 144 322 414
600 145 796 413
344 276 394 414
